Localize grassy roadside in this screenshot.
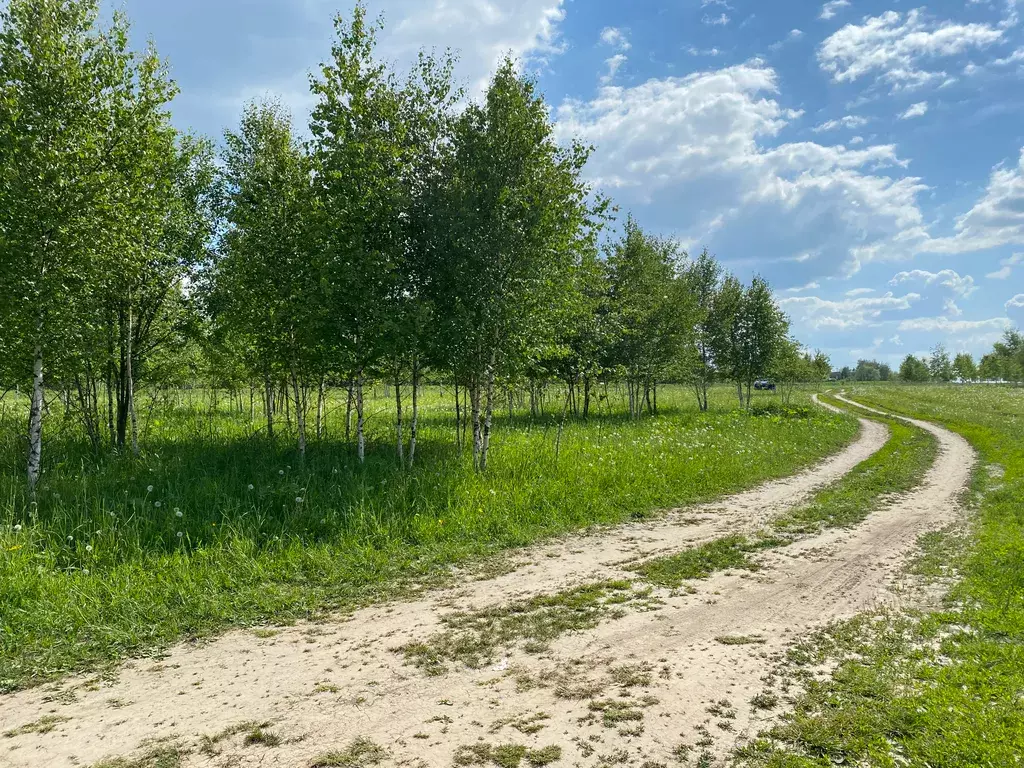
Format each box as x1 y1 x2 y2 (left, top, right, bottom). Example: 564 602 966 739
737 385 1024 767
0 386 857 692
392 398 939 674
772 394 938 535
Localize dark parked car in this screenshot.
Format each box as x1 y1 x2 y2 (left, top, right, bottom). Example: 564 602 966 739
753 380 776 391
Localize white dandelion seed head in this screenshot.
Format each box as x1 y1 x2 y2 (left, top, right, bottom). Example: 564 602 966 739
175 510 183 518
13 524 21 532
176 531 183 538
154 501 162 508
295 497 303 504
85 545 93 553
248 484 254 490
67 535 74 542
82 568 89 576
147 485 154 493
279 470 285 475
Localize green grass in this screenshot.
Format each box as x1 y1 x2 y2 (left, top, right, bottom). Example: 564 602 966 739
631 534 782 587
772 394 938 534
0 384 857 691
400 579 660 674
737 384 1024 767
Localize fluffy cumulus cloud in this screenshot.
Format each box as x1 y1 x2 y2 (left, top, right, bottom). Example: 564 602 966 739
926 149 1024 253
817 9 1005 89
554 61 930 277
889 268 977 296
1008 294 1024 309
779 292 920 330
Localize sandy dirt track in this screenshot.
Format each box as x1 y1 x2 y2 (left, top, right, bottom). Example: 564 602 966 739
0 397 974 768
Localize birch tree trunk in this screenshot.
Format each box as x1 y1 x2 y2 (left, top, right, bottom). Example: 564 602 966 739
409 358 419 468
264 374 275 441
394 372 404 466
127 305 139 457
345 378 354 443
27 342 44 495
470 378 482 470
291 366 306 458
356 371 365 463
479 367 496 472
315 375 326 440
454 381 461 453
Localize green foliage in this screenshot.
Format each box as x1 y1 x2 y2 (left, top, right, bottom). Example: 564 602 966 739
897 354 930 382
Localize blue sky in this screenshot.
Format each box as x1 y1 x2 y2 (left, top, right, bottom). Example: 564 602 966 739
109 0 1024 366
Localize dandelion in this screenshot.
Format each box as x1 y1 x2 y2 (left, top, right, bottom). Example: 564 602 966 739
175 509 183 518
147 485 154 493
67 535 74 543
279 470 285 476
248 484 254 490
13 524 21 532
83 569 89 576
154 501 162 508
85 545 93 553
177 531 183 538
295 497 304 504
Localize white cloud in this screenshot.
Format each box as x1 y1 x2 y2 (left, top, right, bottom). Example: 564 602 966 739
1008 293 1024 308
818 9 1005 89
925 149 1024 253
785 281 821 293
897 316 1012 332
780 292 920 330
846 287 876 296
890 268 977 296
899 101 929 119
944 298 963 316
819 1 851 21
555 62 929 274
812 114 869 132
890 334 904 346
703 13 731 26
600 54 628 85
360 0 568 94
849 135 864 144
600 26 631 51
986 252 1024 279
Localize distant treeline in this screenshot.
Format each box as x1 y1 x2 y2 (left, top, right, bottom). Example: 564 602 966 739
835 331 1024 383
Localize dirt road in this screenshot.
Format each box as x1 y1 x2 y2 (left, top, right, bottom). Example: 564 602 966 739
0 397 973 768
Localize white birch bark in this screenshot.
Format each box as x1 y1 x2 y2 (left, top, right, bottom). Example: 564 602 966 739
27 342 44 494
356 372 365 463
291 366 306 457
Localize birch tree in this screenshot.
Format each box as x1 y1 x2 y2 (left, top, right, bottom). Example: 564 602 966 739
211 101 315 455
426 59 597 469
0 0 164 490
308 4 408 464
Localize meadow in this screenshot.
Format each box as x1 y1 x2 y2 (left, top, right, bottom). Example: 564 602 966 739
740 383 1024 768
0 383 854 691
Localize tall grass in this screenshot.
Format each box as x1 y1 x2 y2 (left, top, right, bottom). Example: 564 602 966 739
0 384 855 690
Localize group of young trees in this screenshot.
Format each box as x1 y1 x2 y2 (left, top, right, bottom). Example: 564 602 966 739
0 0 810 490
893 333 1024 383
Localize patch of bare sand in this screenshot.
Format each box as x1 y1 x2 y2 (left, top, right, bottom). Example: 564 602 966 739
1 399 952 768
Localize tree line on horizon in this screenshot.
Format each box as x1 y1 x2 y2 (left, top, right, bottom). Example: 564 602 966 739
835 332 1024 383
